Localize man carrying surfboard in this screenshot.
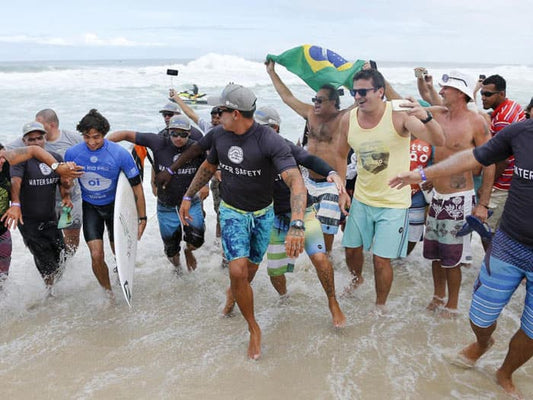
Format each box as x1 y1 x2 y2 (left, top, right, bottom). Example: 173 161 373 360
65 109 147 296
179 83 307 360
108 115 208 273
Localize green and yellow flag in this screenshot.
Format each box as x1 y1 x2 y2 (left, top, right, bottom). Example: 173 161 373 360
267 45 365 91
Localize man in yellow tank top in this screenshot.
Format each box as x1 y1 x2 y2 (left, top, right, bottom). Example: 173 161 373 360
338 69 445 308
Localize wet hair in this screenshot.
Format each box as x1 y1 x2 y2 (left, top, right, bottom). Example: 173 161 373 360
352 69 386 99
35 109 59 125
319 83 340 110
76 109 110 136
482 75 506 92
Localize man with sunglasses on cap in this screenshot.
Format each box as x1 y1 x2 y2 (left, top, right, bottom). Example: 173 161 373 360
337 69 445 310
255 105 346 327
479 75 525 251
179 83 307 360
410 71 494 317
266 60 352 255
108 115 207 273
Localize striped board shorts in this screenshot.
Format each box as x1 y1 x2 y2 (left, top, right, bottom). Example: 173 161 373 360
304 176 341 235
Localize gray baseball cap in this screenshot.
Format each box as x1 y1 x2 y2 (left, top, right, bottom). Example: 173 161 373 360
208 83 257 112
168 115 191 131
22 121 47 137
159 102 181 114
254 106 281 126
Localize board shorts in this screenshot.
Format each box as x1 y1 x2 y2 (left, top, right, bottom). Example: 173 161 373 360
56 196 82 230
486 188 508 232
0 230 12 278
423 189 474 267
219 201 274 265
409 190 427 243
19 220 65 278
342 198 409 259
157 198 205 258
267 206 325 277
304 176 341 235
82 201 115 243
469 229 533 339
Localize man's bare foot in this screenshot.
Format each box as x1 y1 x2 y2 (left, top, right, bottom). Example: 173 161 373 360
248 324 262 360
496 369 524 399
439 307 460 319
222 287 235 316
341 275 364 297
328 298 346 328
184 248 197 271
426 295 445 311
453 338 496 368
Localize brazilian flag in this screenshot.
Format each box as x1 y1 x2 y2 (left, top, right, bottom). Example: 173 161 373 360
267 45 365 91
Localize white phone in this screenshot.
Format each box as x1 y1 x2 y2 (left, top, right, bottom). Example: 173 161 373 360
391 99 411 112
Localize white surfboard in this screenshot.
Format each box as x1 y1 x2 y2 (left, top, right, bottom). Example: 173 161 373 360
113 172 138 307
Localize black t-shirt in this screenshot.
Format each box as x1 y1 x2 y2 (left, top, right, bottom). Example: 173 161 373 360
273 140 314 215
0 160 10 235
473 119 533 247
10 151 62 221
135 133 205 206
207 123 297 211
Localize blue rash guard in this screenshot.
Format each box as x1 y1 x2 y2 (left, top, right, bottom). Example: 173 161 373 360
65 139 140 206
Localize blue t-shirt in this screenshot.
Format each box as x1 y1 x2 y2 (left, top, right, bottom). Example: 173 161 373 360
65 140 140 206
207 123 297 211
473 119 533 247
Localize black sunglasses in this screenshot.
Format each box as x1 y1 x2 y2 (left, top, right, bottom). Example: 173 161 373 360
162 112 175 118
441 74 468 87
311 97 331 104
217 107 235 115
480 91 500 97
349 87 378 97
170 130 189 138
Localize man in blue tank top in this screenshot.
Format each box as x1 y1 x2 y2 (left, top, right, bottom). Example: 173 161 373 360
65 109 147 298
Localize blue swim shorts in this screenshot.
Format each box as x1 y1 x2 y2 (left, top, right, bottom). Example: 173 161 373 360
219 201 274 265
267 206 326 277
469 229 533 339
342 198 408 259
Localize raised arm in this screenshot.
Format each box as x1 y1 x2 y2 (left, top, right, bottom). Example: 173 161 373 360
168 89 200 124
265 60 313 118
403 100 445 146
416 70 442 106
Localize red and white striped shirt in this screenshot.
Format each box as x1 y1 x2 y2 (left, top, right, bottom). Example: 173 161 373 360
490 98 525 190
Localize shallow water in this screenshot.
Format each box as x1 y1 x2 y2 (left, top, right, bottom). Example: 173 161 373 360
1 186 531 399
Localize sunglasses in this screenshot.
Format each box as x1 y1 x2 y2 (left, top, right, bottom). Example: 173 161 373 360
162 112 175 118
170 130 189 138
349 87 378 97
311 97 331 104
217 107 234 115
480 91 500 97
441 74 468 87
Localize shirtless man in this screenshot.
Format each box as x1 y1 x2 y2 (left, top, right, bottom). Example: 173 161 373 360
338 69 445 307
266 60 351 253
422 71 494 316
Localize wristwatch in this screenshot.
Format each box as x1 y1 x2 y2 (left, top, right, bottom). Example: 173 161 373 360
51 162 60 171
289 219 305 230
420 111 433 124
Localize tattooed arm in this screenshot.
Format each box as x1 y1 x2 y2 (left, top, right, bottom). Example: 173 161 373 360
280 166 307 258
179 160 217 226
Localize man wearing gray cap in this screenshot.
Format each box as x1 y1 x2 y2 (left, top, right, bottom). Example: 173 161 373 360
109 115 207 272
179 83 307 360
5 122 74 289
421 71 494 317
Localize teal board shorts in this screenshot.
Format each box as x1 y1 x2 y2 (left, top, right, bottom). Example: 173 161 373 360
342 198 408 259
267 206 325 277
219 201 274 265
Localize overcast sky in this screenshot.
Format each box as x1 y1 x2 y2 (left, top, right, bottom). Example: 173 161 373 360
0 0 529 64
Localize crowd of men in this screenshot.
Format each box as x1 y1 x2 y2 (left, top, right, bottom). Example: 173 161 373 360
0 63 531 398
